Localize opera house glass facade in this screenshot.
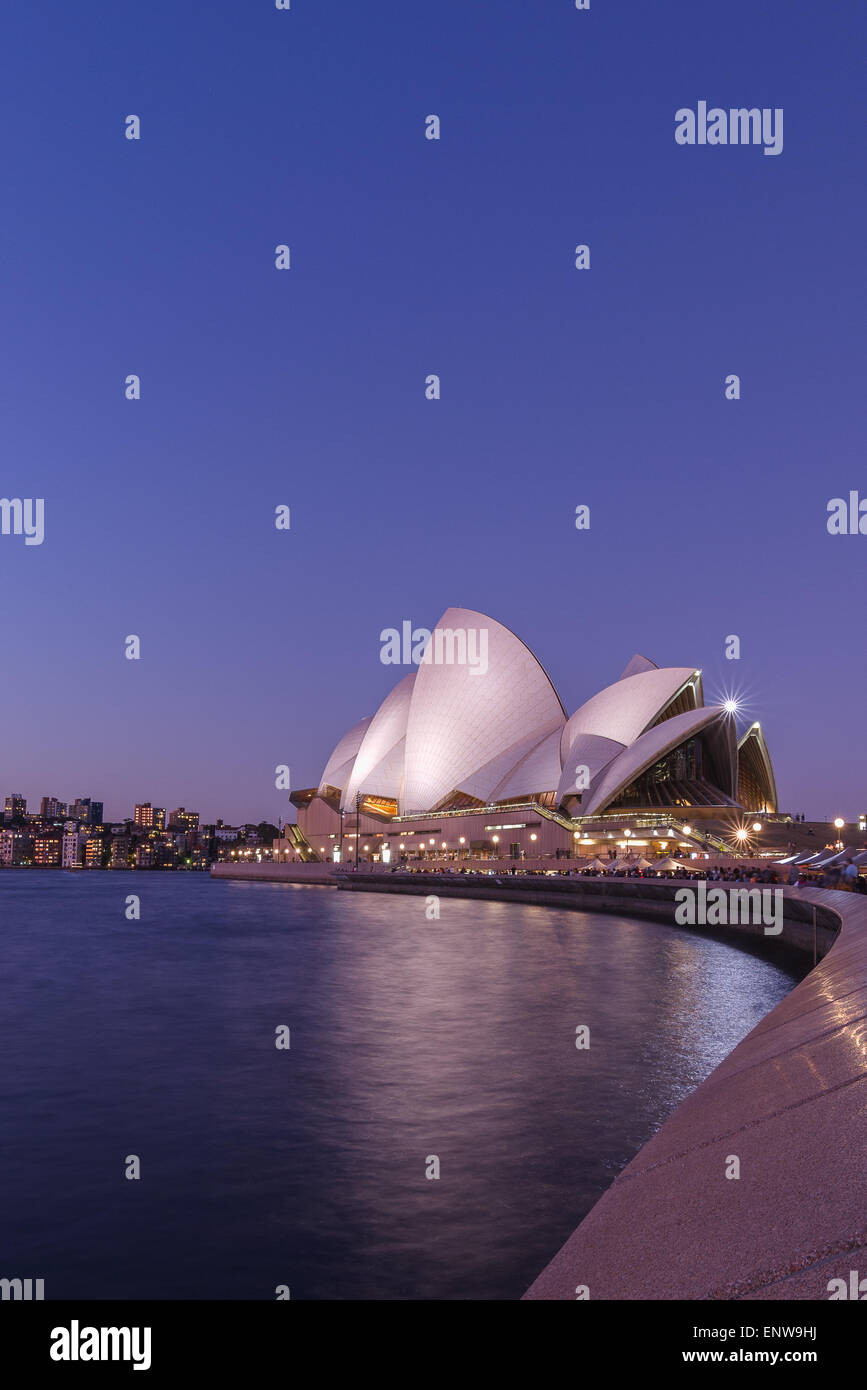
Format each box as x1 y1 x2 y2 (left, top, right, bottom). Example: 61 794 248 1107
290 609 778 865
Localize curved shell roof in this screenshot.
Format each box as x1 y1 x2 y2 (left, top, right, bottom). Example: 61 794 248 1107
312 619 768 823
401 608 566 814
581 705 732 817
319 715 372 793
342 672 415 809
737 723 779 812
560 666 699 762
555 731 626 803
619 653 659 680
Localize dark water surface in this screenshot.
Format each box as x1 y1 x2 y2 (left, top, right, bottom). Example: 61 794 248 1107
0 872 804 1299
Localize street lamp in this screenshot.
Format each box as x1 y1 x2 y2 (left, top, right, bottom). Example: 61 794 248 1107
834 817 845 849
492 834 499 859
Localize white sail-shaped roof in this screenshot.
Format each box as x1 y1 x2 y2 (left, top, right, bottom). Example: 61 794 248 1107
342 672 415 808
318 716 372 793
453 723 561 805
618 653 659 681
489 725 563 801
309 622 770 825
560 666 699 760
581 706 733 816
401 607 566 814
555 731 626 803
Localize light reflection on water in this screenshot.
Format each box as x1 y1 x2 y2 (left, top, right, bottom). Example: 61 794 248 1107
0 873 803 1299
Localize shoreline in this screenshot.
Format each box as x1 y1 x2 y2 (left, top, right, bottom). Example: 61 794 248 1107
211 863 862 1300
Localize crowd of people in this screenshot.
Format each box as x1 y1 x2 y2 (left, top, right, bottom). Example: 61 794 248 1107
355 857 866 890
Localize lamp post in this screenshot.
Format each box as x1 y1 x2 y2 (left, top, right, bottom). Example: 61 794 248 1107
355 790 362 869
834 817 845 850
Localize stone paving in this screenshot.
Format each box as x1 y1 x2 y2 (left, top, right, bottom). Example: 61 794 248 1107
524 889 867 1300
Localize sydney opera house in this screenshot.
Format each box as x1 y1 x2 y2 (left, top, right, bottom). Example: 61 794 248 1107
289 608 778 864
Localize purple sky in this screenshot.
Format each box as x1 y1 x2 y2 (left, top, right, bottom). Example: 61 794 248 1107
0 1 864 825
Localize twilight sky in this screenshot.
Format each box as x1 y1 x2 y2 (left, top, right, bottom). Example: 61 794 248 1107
0 0 864 825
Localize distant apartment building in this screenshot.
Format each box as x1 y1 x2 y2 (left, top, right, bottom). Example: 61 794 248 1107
70 798 103 826
85 836 104 868
169 807 199 832
109 836 131 869
61 830 87 868
135 844 155 868
34 834 61 866
0 829 27 865
214 822 241 842
39 796 66 820
134 802 166 830
4 793 26 823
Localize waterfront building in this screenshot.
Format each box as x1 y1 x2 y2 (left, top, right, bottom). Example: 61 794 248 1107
290 608 779 864
4 793 26 823
109 836 131 869
134 802 166 830
169 807 199 832
34 834 62 866
0 829 29 865
214 822 242 842
61 831 87 868
85 836 104 869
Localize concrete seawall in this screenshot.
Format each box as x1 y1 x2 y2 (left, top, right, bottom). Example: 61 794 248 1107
210 862 337 887
337 872 840 960
524 888 867 1300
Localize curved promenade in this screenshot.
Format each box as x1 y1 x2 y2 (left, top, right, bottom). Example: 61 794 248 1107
212 863 866 1298
523 886 867 1300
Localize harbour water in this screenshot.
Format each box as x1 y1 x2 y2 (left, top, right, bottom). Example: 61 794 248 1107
0 872 804 1299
